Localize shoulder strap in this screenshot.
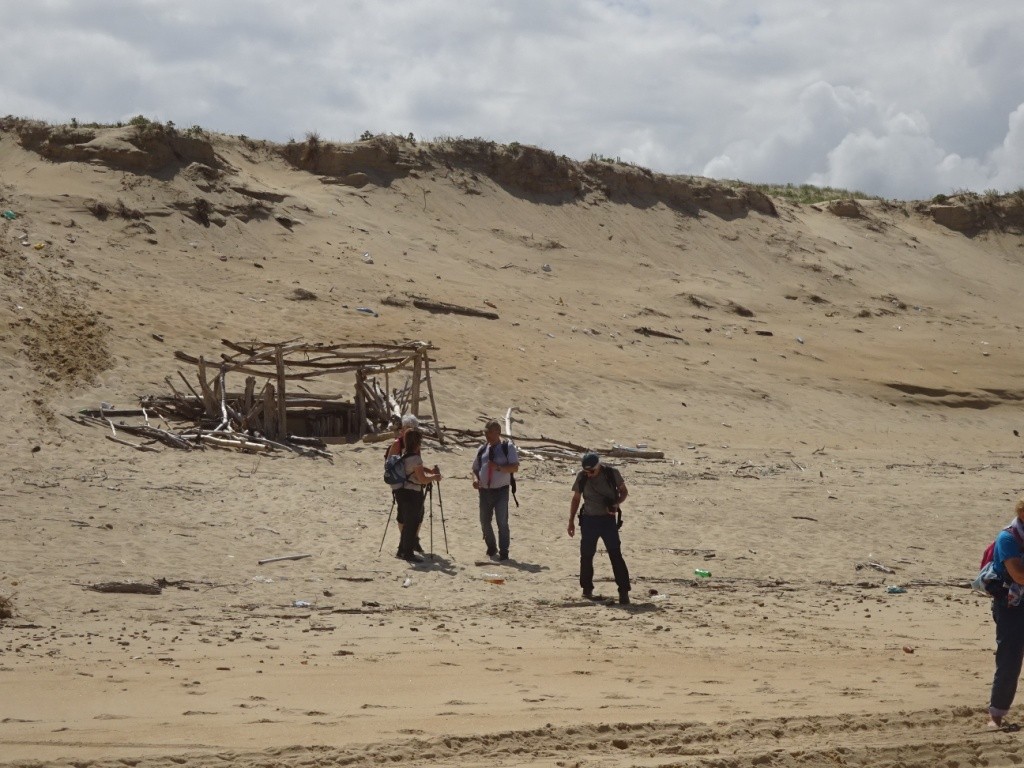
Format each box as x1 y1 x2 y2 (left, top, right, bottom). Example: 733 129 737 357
1008 525 1024 546
478 442 513 461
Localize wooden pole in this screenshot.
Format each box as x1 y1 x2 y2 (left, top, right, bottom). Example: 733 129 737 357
197 357 218 417
275 346 288 440
216 368 230 430
356 369 367 438
263 383 277 438
243 376 256 418
423 352 444 444
176 370 204 404
410 350 422 417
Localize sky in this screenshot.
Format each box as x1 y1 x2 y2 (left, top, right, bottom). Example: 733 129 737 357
2 0 1023 200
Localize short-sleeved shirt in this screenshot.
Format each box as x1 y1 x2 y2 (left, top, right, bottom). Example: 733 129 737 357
400 453 424 491
572 466 624 516
994 528 1024 583
472 440 519 489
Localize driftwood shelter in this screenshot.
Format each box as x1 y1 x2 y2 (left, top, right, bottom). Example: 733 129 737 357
155 339 443 444
71 338 667 463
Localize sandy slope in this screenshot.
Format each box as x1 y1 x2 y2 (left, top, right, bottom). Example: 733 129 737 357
1 122 1024 766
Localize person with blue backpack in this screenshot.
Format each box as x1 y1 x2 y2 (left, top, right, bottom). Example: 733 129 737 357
982 496 1024 730
471 420 519 561
385 414 423 555
387 429 442 562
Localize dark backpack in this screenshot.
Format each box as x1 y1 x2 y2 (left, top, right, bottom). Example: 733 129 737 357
476 440 519 506
577 464 623 529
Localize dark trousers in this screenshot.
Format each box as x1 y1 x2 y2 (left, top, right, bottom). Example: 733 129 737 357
395 488 424 556
579 514 630 595
991 598 1024 715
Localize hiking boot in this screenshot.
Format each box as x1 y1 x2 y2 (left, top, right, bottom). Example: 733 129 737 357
498 551 509 561
401 552 424 563
413 540 424 554
618 592 631 605
583 590 598 600
486 547 497 558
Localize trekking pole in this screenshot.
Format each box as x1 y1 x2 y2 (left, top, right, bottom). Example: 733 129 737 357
427 484 435 560
377 492 396 554
435 480 449 553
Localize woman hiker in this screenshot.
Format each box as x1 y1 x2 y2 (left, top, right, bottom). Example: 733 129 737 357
393 429 441 562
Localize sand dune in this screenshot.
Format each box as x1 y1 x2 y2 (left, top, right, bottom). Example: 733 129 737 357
2 119 1024 765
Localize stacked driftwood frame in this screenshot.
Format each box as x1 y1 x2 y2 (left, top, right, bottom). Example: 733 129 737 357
165 339 443 444
68 341 672 463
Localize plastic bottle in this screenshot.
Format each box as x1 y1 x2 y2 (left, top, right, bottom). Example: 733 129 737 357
2 210 16 220
694 568 711 578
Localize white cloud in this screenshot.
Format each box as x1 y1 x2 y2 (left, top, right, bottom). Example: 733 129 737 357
0 0 1022 198
987 103 1024 192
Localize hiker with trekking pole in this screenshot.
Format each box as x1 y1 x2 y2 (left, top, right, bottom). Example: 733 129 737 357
381 429 441 563
381 414 424 556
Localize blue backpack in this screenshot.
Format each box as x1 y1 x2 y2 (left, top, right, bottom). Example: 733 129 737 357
384 454 408 487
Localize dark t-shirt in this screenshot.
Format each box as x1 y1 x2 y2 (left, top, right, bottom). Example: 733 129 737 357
572 466 623 516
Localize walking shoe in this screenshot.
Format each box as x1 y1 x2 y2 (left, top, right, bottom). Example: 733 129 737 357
401 552 424 563
413 540 424 554
486 547 498 558
618 591 630 605
583 590 598 600
498 551 509 561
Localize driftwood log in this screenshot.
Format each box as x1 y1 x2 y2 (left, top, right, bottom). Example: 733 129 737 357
258 553 313 565
105 435 160 453
199 434 270 453
606 446 665 459
85 581 163 595
634 327 686 341
410 297 499 320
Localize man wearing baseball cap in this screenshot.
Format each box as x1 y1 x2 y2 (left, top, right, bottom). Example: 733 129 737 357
567 452 631 604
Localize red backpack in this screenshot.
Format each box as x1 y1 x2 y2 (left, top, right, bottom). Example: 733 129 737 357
982 526 1024 569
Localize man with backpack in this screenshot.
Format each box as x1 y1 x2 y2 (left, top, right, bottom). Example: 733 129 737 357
567 452 631 605
471 420 519 561
982 496 1024 729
